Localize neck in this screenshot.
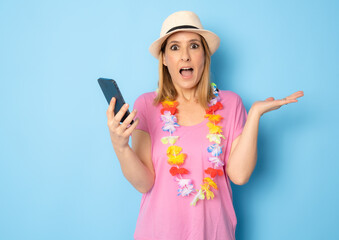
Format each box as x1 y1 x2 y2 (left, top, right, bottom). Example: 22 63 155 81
176 87 199 103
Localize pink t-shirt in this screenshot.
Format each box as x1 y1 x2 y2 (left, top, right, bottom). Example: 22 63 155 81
132 90 247 240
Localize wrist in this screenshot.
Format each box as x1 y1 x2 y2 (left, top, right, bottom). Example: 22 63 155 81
113 144 131 154
248 107 262 119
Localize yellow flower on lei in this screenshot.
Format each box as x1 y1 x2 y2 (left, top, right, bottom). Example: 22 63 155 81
161 100 178 108
205 114 223 123
201 183 215 200
167 145 182 155
206 122 223 134
167 153 186 165
203 177 218 190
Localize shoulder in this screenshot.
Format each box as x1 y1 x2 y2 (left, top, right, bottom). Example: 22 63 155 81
134 91 157 105
135 91 157 103
218 90 243 104
133 91 160 115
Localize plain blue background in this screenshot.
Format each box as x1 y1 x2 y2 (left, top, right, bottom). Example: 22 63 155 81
1 0 338 239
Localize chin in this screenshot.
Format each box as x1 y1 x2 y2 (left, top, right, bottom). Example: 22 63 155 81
173 73 201 90
178 81 199 90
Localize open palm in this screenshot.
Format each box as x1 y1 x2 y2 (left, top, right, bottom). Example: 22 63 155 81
252 91 304 117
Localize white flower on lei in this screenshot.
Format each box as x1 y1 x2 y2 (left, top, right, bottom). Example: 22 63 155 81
161 111 179 133
207 144 222 157
175 177 194 197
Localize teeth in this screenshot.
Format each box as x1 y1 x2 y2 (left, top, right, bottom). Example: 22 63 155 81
180 68 193 74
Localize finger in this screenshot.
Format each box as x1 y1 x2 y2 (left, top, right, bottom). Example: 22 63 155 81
294 91 304 99
123 118 140 137
113 103 130 125
279 98 298 106
285 91 304 100
106 97 116 120
119 108 137 130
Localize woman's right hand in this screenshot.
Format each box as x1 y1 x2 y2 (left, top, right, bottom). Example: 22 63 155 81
106 97 139 151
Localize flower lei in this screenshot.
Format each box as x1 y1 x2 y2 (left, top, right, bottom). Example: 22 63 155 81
160 83 225 206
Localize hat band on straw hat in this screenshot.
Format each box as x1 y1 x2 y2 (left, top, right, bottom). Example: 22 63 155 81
149 11 220 59
166 25 198 34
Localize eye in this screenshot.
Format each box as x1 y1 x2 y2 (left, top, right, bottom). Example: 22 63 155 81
170 44 179 50
191 43 199 49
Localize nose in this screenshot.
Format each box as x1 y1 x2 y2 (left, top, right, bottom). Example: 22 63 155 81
181 48 190 62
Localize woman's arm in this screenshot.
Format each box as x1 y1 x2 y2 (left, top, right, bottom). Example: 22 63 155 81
226 91 304 185
107 97 154 193
226 110 259 185
131 130 154 193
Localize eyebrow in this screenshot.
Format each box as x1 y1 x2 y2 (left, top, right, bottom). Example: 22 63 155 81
168 39 201 44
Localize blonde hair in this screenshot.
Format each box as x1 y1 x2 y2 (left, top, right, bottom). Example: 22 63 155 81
153 35 214 109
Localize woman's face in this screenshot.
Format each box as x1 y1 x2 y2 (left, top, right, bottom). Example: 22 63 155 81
162 31 205 92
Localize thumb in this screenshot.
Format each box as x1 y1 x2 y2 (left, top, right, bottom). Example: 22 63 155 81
265 97 275 101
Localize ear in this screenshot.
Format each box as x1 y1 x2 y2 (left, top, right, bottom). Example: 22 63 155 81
162 54 167 67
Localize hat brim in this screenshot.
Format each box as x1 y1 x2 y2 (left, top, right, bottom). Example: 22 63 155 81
149 28 220 59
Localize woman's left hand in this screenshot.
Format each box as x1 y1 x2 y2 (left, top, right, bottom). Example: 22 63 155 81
250 91 304 117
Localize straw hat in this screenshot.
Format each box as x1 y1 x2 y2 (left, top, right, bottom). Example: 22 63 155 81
149 11 220 59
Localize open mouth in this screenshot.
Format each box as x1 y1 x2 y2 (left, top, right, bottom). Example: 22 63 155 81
179 67 194 77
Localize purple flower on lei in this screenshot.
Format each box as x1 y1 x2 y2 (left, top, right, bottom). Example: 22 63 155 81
208 156 224 168
208 98 218 107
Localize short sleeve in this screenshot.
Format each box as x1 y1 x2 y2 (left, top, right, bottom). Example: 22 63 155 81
133 94 149 133
232 95 247 141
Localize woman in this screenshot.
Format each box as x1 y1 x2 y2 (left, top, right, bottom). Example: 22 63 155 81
106 11 303 240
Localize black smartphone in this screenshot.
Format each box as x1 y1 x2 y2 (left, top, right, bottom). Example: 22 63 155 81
98 78 134 124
